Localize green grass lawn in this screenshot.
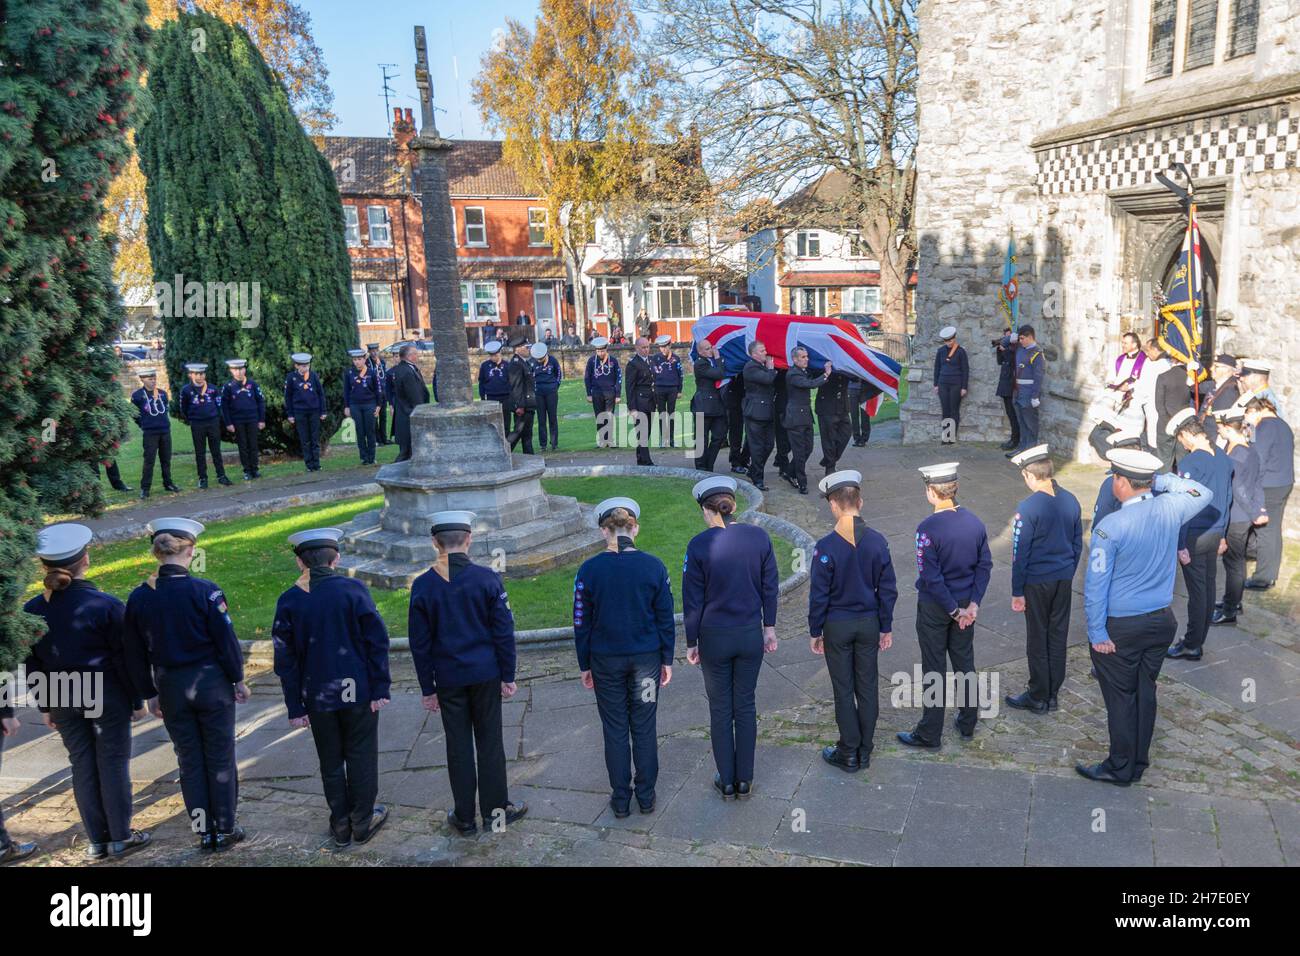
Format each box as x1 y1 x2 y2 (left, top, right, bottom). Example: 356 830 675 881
37 476 793 637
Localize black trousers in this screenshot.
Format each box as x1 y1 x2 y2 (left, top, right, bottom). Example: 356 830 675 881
653 388 678 447
630 395 654 464
140 430 173 491
294 414 322 469
849 396 867 443
376 403 390 444
535 389 559 447
1251 486 1292 583
590 651 660 810
231 420 259 475
694 414 727 471
914 599 978 742
591 392 616 447
1091 607 1175 782
697 624 763 786
1001 395 1020 445
786 424 815 487
308 704 379 837
1221 521 1250 610
744 417 774 485
349 403 378 464
189 418 226 480
508 408 535 454
1155 431 1177 471
50 678 134 844
1022 579 1072 703
158 663 237 834
394 410 413 462
1180 530 1222 651
1087 422 1116 460
823 614 880 754
773 417 790 475
726 403 748 467
937 384 963 436
438 680 509 824
816 411 851 469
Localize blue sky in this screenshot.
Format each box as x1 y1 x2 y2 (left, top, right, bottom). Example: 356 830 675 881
307 0 542 139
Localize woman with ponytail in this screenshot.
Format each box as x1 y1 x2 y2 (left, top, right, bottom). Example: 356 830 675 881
22 523 150 861
572 498 676 818
682 477 779 799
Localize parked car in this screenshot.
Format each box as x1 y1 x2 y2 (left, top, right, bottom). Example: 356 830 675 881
113 341 151 360
384 340 436 355
830 312 882 334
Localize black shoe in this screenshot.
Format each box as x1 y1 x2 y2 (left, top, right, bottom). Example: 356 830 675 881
954 718 975 740
1243 578 1274 590
1166 640 1203 661
242 471 252 481
139 489 150 500
1004 450 1019 459
502 802 528 826
352 806 388 845
107 830 151 860
1047 697 1059 711
0 841 38 866
84 842 108 861
217 475 232 486
713 773 736 799
896 731 940 750
198 832 215 852
752 481 768 491
798 483 808 495
1000 439 1018 450
447 811 477 836
198 478 208 489
735 781 751 799
251 470 261 479
782 472 798 488
1214 600 1243 616
213 826 245 852
611 800 631 819
163 482 180 492
822 745 861 772
110 482 132 492
857 749 872 768
1075 762 1132 787
1005 692 1049 713
1210 609 1237 626
637 797 656 815
731 466 748 475
331 824 352 848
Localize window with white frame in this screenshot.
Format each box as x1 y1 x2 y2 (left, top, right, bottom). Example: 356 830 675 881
343 206 360 246
528 207 548 245
652 278 697 321
366 206 391 246
796 230 821 258
464 206 487 246
595 277 624 318
459 281 498 321
844 286 881 314
450 204 457 247
648 211 687 245
795 287 827 316
352 282 396 323
1147 0 1257 81
846 230 868 258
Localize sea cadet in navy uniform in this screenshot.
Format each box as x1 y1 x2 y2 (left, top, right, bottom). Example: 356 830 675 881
933 325 969 443
809 470 897 771
479 339 512 433
221 359 265 480
408 512 527 835
782 347 831 494
124 518 249 851
179 362 231 488
898 463 993 748
1091 431 1143 527
132 368 179 499
1210 408 1266 625
625 337 657 466
23 524 151 861
573 498 675 817
343 348 382 465
285 352 327 471
272 528 391 848
366 343 391 446
740 340 779 489
691 338 729 472
650 334 683 448
584 336 621 448
1079 450 1211 785
1243 396 1293 590
1005 445 1083 713
530 341 563 451
1009 324 1045 455
682 477 780 799
0 689 39 865
1165 410 1234 661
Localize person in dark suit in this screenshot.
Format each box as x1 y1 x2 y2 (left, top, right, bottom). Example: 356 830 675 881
741 340 779 489
625 337 656 466
1153 356 1194 469
814 371 852 474
932 326 969 443
505 336 537 454
392 344 430 462
691 339 728 471
782 348 830 494
993 329 1020 450
723 369 749 475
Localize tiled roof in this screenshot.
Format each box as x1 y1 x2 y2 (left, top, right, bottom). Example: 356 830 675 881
458 257 566 280
445 140 532 197
318 137 534 198
778 270 918 287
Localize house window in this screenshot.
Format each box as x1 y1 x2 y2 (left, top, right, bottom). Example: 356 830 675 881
595 277 624 319
652 278 697 321
1148 0 1257 81
464 206 487 246
846 231 868 258
796 287 827 316
1184 0 1218 70
1227 0 1258 59
528 207 548 245
796 230 821 258
343 206 360 246
352 282 395 323
648 211 687 245
366 206 391 246
1146 0 1178 79
459 281 499 321
844 286 881 314
450 205 457 247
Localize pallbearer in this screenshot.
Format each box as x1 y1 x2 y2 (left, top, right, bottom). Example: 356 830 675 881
220 359 265 480
897 463 992 749
691 339 728 471
343 348 381 465
1005 445 1083 713
23 524 150 860
782 348 831 494
272 528 391 848
284 352 327 471
408 512 527 835
584 336 621 448
573 498 675 817
809 470 897 772
124 518 248 851
180 362 231 489
131 367 179 499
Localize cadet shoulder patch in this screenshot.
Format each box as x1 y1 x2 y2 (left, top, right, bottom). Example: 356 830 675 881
1095 529 1109 539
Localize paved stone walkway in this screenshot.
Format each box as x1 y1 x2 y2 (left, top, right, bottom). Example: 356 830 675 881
5 425 1297 866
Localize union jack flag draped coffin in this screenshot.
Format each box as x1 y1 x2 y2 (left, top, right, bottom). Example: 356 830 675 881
691 311 902 415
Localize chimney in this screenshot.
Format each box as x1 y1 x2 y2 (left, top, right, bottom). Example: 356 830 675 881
393 107 416 152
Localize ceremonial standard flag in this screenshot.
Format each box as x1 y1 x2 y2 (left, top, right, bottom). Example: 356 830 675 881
998 236 1019 329
1157 202 1206 380
691 311 901 416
